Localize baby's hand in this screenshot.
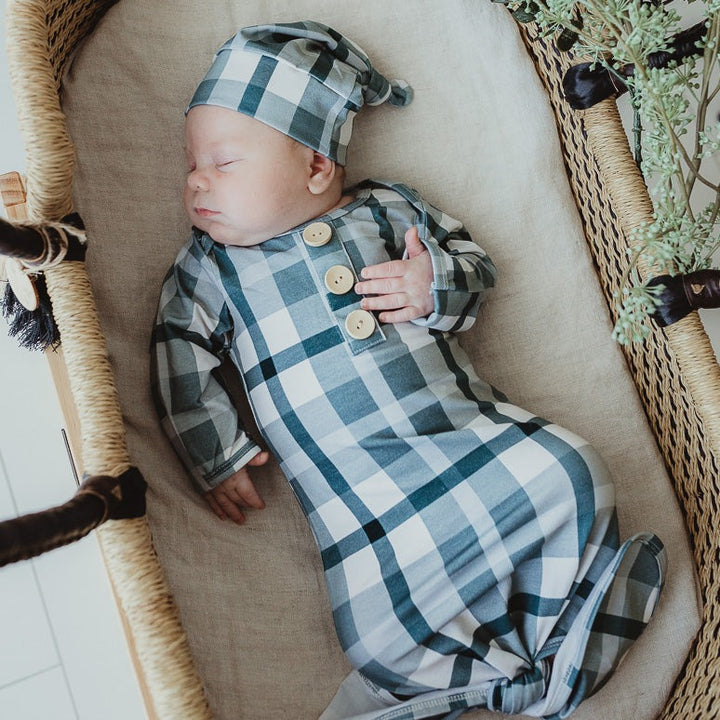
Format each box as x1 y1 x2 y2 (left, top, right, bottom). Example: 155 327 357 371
354 227 433 323
203 451 270 524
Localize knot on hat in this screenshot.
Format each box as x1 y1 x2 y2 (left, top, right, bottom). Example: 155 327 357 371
388 79 414 108
187 20 413 165
363 65 414 107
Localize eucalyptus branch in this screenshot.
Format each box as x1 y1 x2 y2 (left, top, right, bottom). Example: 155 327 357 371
623 51 696 223
687 15 720 199
504 0 720 342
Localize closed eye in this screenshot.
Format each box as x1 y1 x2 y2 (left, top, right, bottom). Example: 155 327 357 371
217 159 240 170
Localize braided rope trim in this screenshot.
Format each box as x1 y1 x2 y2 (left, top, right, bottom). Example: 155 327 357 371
21 218 87 271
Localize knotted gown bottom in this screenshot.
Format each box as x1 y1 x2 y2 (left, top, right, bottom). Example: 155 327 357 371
259 333 665 719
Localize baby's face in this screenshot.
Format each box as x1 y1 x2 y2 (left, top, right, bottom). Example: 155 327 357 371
184 106 315 246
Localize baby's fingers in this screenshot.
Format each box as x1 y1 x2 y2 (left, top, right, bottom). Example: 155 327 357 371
376 306 425 324
359 259 405 280
247 450 270 467
355 275 403 296
404 226 425 258
360 292 407 312
204 492 226 520
237 479 266 510
204 490 246 525
360 292 426 323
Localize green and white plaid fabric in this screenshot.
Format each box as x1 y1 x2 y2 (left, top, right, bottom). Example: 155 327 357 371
187 21 413 165
152 180 665 718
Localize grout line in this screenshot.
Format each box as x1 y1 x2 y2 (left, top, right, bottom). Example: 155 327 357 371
0 442 80 718
0 663 62 693
30 556 80 720
0 443 19 517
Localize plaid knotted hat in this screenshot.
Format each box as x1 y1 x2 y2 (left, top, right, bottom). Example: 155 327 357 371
187 20 413 165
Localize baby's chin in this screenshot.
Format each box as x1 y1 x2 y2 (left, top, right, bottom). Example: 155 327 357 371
191 217 267 248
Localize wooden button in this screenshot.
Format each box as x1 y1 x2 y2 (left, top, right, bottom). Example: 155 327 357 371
345 309 375 340
302 221 332 247
324 265 355 295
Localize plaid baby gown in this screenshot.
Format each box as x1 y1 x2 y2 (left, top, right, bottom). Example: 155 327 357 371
152 180 665 719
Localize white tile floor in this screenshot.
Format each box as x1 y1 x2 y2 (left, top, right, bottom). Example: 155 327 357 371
0 323 147 720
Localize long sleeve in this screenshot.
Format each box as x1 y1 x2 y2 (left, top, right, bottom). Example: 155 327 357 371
411 191 496 332
362 181 497 333
151 240 261 493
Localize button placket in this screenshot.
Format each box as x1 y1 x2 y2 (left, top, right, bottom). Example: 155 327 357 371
299 219 385 353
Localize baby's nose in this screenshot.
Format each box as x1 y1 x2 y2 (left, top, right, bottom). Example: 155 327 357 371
187 168 209 190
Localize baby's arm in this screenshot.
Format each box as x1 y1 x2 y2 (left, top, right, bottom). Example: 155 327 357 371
354 226 433 323
349 184 496 332
204 450 270 524
152 240 265 510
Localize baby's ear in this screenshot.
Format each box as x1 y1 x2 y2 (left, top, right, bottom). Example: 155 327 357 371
307 152 338 195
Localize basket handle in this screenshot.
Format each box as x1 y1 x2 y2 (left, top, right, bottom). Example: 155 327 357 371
0 467 146 567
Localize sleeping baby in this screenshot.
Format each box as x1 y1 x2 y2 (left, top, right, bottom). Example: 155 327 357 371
151 20 665 719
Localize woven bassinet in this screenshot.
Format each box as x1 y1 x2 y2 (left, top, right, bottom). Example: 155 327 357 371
5 0 720 718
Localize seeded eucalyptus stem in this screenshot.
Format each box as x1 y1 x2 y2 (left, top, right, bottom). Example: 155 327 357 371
506 0 720 342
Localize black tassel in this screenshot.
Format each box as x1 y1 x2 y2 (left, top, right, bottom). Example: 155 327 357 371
563 21 707 110
563 62 626 110
1 275 60 351
646 275 686 326
647 269 720 327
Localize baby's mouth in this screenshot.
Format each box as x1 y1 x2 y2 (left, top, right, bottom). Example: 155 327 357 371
195 207 220 218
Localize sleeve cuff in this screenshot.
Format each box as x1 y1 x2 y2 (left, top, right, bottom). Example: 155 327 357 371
194 441 263 492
